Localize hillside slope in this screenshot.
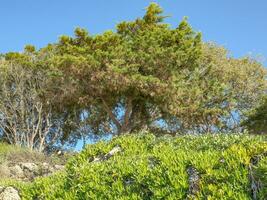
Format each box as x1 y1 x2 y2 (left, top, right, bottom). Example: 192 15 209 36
0 143 69 185
5 134 267 200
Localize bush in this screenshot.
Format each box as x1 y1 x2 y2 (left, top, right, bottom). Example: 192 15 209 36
254 156 267 199
17 133 267 199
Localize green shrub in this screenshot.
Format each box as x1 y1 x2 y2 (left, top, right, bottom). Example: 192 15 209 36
254 156 267 199
16 133 267 199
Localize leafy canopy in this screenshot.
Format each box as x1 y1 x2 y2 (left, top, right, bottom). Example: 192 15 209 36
17 133 267 199
43 3 205 136
0 3 266 149
42 3 265 137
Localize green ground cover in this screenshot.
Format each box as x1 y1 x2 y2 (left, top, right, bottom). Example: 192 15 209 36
2 133 267 200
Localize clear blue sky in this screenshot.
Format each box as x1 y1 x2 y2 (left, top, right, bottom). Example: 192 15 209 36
0 0 267 66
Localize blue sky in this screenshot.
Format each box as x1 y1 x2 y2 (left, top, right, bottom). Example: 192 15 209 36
0 0 266 66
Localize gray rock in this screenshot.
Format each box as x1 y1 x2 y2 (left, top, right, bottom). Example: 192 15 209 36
20 163 38 172
0 161 66 181
107 146 121 158
0 164 11 178
0 187 20 200
54 165 64 171
42 162 49 169
92 146 122 163
9 165 24 178
41 162 52 172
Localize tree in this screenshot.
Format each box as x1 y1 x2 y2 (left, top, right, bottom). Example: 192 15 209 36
44 3 202 136
40 3 266 138
0 51 63 152
178 43 266 133
243 95 267 134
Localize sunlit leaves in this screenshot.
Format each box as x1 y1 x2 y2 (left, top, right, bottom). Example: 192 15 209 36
18 133 267 199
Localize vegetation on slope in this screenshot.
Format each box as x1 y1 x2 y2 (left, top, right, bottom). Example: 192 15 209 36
11 133 266 200
0 3 266 152
0 143 70 184
0 143 66 165
253 156 267 199
0 2 265 200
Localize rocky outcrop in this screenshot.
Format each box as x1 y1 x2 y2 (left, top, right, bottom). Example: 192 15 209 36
0 187 20 200
2 162 64 181
9 166 24 179
0 161 65 199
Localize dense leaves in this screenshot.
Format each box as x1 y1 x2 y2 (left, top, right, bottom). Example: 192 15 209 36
18 133 267 199
243 95 267 134
46 3 203 136
38 3 266 137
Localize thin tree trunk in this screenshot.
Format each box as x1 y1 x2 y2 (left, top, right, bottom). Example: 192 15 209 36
101 97 122 134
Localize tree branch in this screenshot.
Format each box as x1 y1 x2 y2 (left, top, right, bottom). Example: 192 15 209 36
121 97 133 133
101 97 122 132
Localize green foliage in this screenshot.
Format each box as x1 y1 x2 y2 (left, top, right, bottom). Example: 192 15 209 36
243 95 267 134
36 3 266 137
254 156 267 199
0 142 69 167
24 45 36 54
15 133 267 199
29 3 205 138
0 143 23 164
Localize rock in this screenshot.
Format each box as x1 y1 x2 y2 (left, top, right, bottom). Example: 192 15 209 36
9 165 24 179
19 163 39 180
42 162 52 171
0 164 11 179
32 163 51 177
20 163 38 172
54 165 64 171
0 187 20 200
0 161 66 181
106 146 121 158
248 153 267 200
42 162 49 169
56 150 64 156
186 166 200 198
92 157 101 162
92 146 122 163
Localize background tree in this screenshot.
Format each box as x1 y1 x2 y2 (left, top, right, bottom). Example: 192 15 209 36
44 3 202 136
173 43 266 133
0 50 64 152
43 3 265 137
243 95 267 134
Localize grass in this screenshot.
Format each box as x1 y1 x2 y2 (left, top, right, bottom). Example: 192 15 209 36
0 142 71 166
254 156 267 199
0 142 71 185
0 143 23 164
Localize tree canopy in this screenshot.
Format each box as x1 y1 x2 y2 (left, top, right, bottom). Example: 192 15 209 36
0 3 266 151
243 95 267 134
